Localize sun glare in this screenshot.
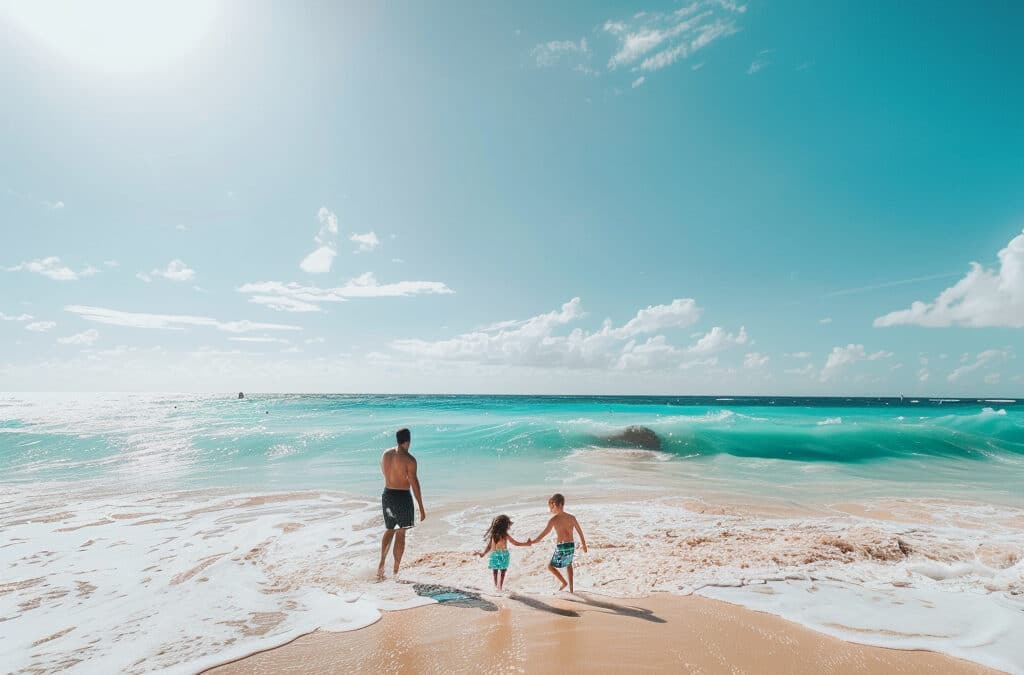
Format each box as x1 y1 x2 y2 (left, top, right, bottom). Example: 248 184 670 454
1 0 223 73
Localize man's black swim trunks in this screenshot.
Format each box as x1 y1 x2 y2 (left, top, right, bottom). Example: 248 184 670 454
382 488 414 529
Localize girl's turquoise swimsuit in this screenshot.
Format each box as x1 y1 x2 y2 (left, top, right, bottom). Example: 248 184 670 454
550 541 575 568
488 549 510 570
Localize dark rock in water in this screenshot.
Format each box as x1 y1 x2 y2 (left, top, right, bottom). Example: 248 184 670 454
238 392 245 399
604 425 662 451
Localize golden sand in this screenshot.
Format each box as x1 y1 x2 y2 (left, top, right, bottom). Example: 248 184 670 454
206 593 996 674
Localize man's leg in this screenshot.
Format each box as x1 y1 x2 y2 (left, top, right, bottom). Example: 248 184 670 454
392 529 407 575
378 529 396 580
547 563 567 590
567 564 574 593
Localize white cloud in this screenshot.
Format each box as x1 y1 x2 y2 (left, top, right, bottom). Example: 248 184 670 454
687 325 748 354
46 200 65 210
304 337 326 345
65 305 301 333
300 207 339 274
820 344 891 381
531 38 589 67
392 258 405 264
0 312 32 322
80 265 100 277
6 256 80 281
947 349 1010 383
744 352 769 368
632 76 646 88
229 337 290 344
103 260 119 268
136 272 152 283
391 297 726 372
874 230 1024 328
238 273 455 312
58 329 99 345
176 224 188 231
747 57 769 74
26 321 57 332
785 363 815 377
918 368 930 383
786 351 811 359
149 259 196 282
350 231 381 253
984 373 1001 385
819 317 833 324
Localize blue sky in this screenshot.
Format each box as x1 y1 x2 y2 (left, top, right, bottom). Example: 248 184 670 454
1 0 1022 394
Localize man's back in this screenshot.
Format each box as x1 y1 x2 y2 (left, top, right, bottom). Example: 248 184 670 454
381 448 415 490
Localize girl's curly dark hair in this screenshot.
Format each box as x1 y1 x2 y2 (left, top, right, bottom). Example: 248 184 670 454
484 514 512 544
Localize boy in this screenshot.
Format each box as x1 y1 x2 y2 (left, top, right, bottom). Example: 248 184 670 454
529 493 587 593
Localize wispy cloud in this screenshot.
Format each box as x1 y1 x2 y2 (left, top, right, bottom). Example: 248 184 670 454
947 349 1011 383
875 230 1024 328
535 1 744 85
819 317 833 324
687 325 748 354
300 207 339 274
0 312 33 322
57 329 99 345
825 272 960 298
229 336 290 344
65 305 301 333
820 344 891 381
6 256 95 281
350 231 380 253
532 38 590 67
26 321 57 332
139 259 195 283
238 273 455 312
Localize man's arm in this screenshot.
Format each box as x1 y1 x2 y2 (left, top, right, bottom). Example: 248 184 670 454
407 456 426 522
532 517 556 544
573 516 587 552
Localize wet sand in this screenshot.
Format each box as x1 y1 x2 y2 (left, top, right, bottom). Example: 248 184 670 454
205 592 997 674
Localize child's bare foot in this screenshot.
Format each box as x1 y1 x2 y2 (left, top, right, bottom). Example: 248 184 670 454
557 581 567 591
375 567 386 582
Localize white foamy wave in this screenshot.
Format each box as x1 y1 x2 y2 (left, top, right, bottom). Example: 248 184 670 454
0 487 432 674
817 417 843 426
980 407 1008 416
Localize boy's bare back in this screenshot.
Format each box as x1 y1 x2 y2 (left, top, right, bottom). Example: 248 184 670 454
548 511 579 543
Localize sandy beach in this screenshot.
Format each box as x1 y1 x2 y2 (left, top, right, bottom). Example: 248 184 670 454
206 592 997 674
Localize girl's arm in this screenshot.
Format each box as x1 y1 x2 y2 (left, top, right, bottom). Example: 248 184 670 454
475 540 493 558
573 517 588 552
507 535 531 547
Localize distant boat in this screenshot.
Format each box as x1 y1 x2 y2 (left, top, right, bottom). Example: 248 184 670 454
238 392 245 399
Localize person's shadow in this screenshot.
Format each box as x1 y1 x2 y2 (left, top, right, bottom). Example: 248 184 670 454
507 593 580 618
563 594 666 623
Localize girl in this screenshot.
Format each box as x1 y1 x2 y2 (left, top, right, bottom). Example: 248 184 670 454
475 514 529 592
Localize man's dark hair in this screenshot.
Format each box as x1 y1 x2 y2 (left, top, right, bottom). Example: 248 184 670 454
396 428 411 445
549 493 565 507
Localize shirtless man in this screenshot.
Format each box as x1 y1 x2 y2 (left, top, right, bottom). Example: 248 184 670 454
377 428 426 580
529 493 588 593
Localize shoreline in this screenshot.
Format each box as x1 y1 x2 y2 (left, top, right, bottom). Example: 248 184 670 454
205 591 999 674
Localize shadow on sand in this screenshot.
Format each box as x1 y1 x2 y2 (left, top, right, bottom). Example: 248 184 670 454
411 583 499 611
507 593 580 618
564 594 666 623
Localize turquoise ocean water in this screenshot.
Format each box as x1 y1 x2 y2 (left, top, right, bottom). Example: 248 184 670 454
3 393 1022 503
